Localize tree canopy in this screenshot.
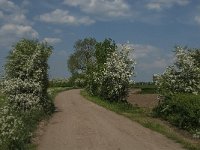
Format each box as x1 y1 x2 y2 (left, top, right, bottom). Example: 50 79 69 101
67 37 97 75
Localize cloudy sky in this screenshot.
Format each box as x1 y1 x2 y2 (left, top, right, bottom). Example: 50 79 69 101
0 0 200 81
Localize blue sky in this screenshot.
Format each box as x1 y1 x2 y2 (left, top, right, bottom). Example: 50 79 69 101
0 0 200 81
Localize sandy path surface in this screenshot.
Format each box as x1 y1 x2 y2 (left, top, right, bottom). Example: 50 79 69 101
37 89 184 150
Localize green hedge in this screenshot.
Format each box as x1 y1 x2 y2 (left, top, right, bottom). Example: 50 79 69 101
49 79 72 87
130 83 157 94
153 94 200 131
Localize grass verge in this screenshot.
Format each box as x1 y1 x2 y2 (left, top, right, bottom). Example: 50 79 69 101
81 90 200 150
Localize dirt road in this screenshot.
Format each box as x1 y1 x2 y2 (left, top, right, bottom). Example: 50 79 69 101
37 89 184 150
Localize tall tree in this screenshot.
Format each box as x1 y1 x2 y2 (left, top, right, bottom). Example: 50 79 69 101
95 38 117 67
67 37 97 75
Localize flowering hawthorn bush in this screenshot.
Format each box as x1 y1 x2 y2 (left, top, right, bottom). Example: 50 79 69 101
0 106 28 149
156 46 200 95
0 39 53 148
86 43 135 101
2 39 53 112
154 46 200 137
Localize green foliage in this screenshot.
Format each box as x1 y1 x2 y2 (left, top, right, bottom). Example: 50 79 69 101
131 82 157 94
0 39 53 149
156 46 200 95
0 93 5 107
67 37 135 101
153 94 200 131
95 38 116 68
2 39 53 113
0 107 27 150
85 41 135 101
67 37 97 75
190 48 200 66
49 78 71 87
67 73 87 88
154 46 200 138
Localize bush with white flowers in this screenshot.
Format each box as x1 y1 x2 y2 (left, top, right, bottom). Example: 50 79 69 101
154 46 200 136
86 43 135 101
0 39 53 148
156 46 200 95
0 106 28 149
2 39 53 112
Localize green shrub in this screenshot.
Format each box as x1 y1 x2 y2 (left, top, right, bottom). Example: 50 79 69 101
2 39 53 113
0 106 27 150
140 87 157 94
155 47 200 95
49 78 71 87
153 94 200 131
86 42 135 101
0 39 53 149
131 83 157 94
68 73 86 88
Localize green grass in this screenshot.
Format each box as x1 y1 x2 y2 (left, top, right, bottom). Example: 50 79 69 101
48 87 74 100
81 90 200 150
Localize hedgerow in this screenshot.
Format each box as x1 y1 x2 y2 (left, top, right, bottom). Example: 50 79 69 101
154 46 200 138
0 39 53 149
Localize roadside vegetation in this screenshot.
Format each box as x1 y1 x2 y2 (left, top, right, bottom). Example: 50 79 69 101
130 82 157 94
0 39 54 149
154 46 200 139
68 37 135 101
0 92 5 107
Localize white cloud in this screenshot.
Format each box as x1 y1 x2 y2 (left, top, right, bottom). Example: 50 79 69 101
54 29 62 34
194 16 200 24
0 0 31 25
0 0 18 12
0 11 3 18
63 0 131 19
0 0 38 49
120 43 172 70
0 24 38 47
21 0 30 7
146 0 190 11
39 9 95 25
43 37 62 45
117 42 173 81
131 44 160 59
0 24 38 37
146 3 162 11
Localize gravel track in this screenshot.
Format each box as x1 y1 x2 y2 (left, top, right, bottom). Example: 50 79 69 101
37 89 184 150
